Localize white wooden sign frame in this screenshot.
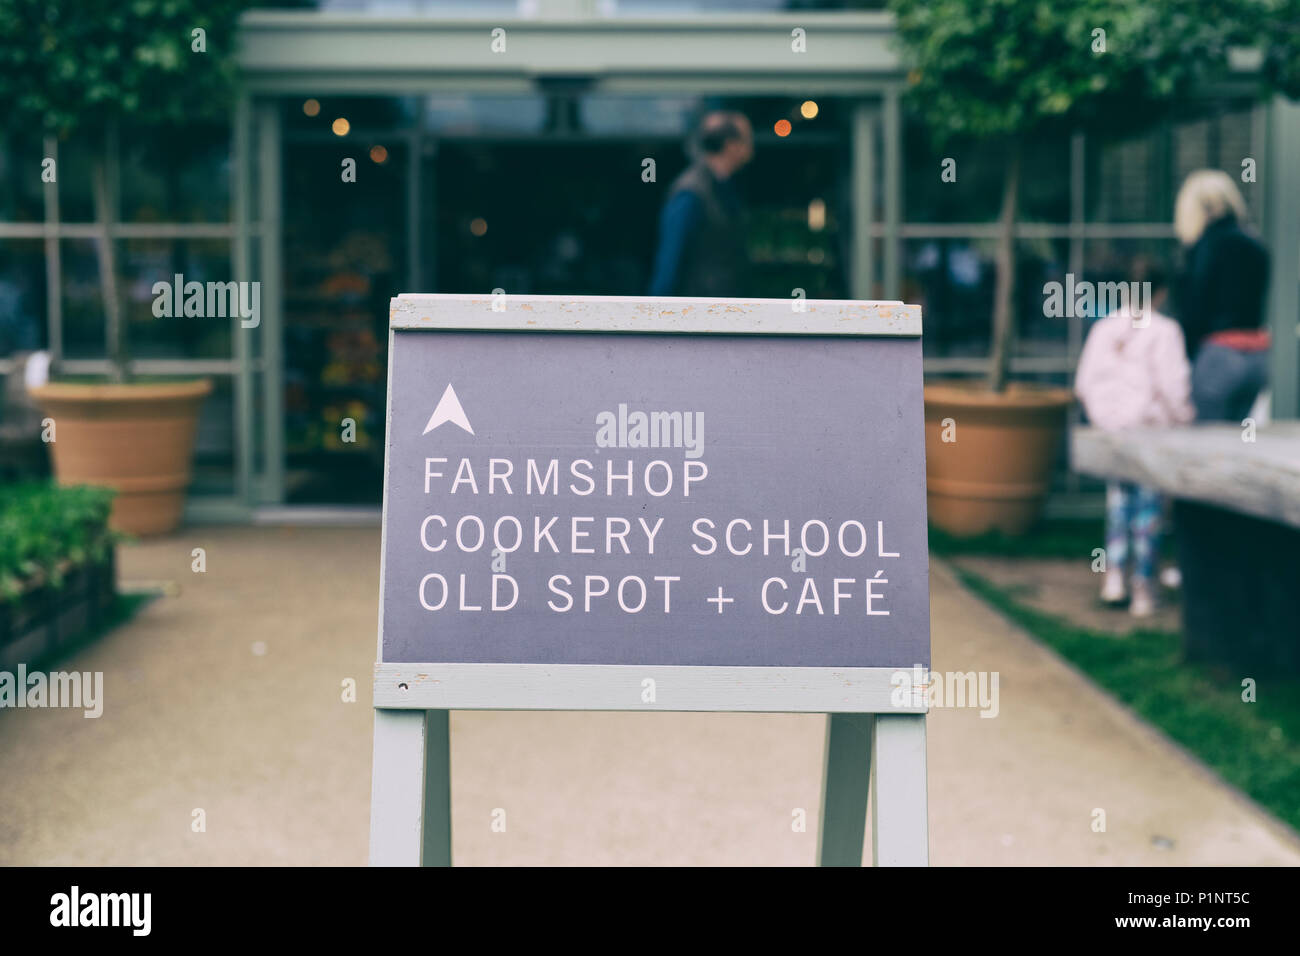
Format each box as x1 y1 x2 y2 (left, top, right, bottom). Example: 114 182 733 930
370 294 930 867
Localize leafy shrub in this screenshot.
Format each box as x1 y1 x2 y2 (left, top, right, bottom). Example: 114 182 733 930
0 483 117 601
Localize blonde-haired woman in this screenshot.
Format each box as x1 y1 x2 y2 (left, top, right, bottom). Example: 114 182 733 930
1173 170 1271 421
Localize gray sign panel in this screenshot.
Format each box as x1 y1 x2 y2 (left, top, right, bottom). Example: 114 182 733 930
380 314 930 671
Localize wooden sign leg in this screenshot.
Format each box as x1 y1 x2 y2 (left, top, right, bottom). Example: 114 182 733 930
870 713 928 866
369 708 453 866
817 713 874 866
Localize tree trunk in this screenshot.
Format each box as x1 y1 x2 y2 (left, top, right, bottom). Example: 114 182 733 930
91 128 125 384
988 144 1021 393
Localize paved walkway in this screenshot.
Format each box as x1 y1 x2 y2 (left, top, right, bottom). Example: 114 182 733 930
949 555 1183 636
2 525 1297 866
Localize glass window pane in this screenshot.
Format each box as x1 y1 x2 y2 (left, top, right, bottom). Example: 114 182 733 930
1020 137 1070 223
421 95 545 136
191 374 236 497
1083 237 1182 319
282 131 403 504
1017 237 1071 360
120 123 231 224
0 136 48 223
121 239 236 360
284 95 420 136
1216 106 1261 223
1172 104 1262 224
56 140 99 224
1087 129 1172 224
580 95 696 136
0 240 48 354
907 237 1074 362
432 97 850 297
59 238 238 362
904 125 1069 224
1089 103 1262 225
434 141 654 293
906 236 996 357
60 239 104 359
743 139 850 299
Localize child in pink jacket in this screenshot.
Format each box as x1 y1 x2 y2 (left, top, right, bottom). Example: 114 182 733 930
1074 260 1194 617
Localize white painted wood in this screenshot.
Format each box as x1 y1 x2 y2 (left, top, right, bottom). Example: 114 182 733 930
421 710 452 867
369 709 429 866
373 662 924 714
238 11 904 96
375 327 397 661
871 713 929 866
253 505 380 525
818 713 874 866
389 293 921 337
1073 423 1300 529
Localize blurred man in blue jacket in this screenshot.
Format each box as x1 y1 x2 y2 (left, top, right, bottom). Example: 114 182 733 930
649 111 754 297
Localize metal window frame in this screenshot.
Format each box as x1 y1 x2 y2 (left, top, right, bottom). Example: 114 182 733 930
0 114 256 515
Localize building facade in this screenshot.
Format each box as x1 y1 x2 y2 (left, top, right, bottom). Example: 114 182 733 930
1 3 1296 518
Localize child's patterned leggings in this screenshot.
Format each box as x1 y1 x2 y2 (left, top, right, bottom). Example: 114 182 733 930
1105 482 1162 581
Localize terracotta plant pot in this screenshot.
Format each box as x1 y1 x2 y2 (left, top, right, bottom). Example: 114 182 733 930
923 382 1072 537
27 380 212 536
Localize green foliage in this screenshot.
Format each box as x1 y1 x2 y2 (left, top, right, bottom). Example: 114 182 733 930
887 0 1237 147
0 482 118 601
0 0 249 381
956 565 1300 834
0 0 247 138
1258 0 1300 98
886 0 1249 391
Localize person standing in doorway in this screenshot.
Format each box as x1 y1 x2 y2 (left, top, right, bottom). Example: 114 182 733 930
648 110 754 297
1172 170 1272 422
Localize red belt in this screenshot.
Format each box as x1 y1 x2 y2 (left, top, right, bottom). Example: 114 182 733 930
1206 328 1270 351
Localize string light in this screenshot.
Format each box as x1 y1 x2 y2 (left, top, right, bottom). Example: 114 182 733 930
808 198 826 232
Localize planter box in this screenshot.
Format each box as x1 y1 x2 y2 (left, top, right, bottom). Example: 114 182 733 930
0 550 117 671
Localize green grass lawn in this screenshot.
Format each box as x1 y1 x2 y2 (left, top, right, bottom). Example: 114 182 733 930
929 516 1181 562
930 519 1106 560
951 560 1300 834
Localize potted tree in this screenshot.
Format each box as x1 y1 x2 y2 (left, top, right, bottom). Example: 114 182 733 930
0 0 246 534
889 0 1230 535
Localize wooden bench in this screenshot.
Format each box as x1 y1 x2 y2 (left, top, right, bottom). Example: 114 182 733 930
1073 424 1300 675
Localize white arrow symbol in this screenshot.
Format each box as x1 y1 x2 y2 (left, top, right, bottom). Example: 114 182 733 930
423 383 475 436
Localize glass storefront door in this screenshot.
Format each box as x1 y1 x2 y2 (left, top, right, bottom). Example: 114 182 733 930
272 93 855 506
281 102 412 504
